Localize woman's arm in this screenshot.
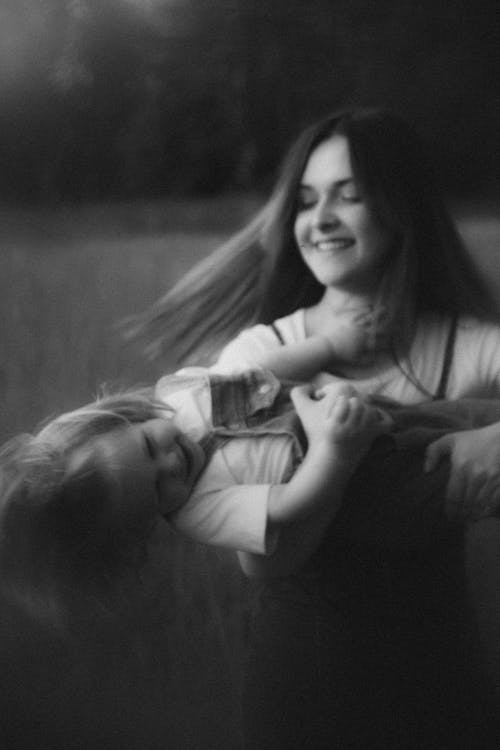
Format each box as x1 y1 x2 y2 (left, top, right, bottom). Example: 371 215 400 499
425 421 500 515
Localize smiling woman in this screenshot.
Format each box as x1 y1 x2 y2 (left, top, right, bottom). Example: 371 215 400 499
294 134 394 296
128 107 493 373
128 106 500 749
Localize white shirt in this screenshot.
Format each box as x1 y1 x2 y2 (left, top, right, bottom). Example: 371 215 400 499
217 310 500 403
170 430 295 554
155 368 294 554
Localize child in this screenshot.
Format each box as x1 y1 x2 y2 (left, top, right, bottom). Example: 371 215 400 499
0 375 390 619
3 313 500 613
2 373 389 568
153 367 390 556
3 340 500 595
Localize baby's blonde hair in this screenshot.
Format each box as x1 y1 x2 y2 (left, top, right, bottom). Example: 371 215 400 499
0 389 171 630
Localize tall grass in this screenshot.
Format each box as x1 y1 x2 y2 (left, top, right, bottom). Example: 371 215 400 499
0 198 259 750
0 227 230 440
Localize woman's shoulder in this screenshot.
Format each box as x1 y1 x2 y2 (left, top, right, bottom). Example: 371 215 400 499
451 314 500 356
452 315 500 396
454 315 500 368
412 312 500 369
407 313 500 399
456 314 500 335
417 312 500 340
270 309 307 342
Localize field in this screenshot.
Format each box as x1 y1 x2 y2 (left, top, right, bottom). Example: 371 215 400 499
1 196 500 749
0 196 261 750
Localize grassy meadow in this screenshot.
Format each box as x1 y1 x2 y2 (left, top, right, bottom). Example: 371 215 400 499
0 196 260 750
1 195 500 749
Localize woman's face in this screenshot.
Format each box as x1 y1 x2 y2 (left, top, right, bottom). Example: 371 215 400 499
294 135 394 295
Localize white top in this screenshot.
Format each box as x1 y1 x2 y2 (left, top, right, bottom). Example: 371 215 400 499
155 368 294 555
217 309 500 403
170 430 295 554
159 312 500 555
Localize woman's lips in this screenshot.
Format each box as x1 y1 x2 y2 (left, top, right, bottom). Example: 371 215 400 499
314 238 354 251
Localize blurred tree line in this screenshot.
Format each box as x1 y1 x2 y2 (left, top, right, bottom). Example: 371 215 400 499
1 0 499 203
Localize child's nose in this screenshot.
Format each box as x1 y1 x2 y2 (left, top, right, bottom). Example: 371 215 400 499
147 418 180 448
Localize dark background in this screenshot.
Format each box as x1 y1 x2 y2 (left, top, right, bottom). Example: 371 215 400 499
2 0 500 205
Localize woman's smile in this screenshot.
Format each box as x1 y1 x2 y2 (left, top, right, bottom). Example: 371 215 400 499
294 135 393 293
312 237 355 253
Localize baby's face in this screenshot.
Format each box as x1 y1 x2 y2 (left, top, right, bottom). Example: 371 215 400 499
73 418 206 520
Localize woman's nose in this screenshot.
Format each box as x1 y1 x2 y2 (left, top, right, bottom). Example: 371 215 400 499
311 198 340 229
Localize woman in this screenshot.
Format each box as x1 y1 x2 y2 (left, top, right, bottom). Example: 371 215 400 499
130 108 500 748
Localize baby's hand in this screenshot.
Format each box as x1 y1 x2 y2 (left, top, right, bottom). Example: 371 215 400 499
291 383 392 461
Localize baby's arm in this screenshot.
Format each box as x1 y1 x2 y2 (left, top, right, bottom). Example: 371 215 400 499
253 337 336 381
267 384 391 524
252 307 390 381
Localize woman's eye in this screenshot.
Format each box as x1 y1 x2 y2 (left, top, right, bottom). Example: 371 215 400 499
296 190 316 211
338 184 361 202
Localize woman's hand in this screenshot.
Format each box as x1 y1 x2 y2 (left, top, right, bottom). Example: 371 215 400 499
425 422 500 518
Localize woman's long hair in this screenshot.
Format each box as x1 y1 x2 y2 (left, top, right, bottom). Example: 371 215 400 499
125 107 493 367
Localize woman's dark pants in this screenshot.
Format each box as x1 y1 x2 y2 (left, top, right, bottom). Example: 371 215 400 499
243 540 500 749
